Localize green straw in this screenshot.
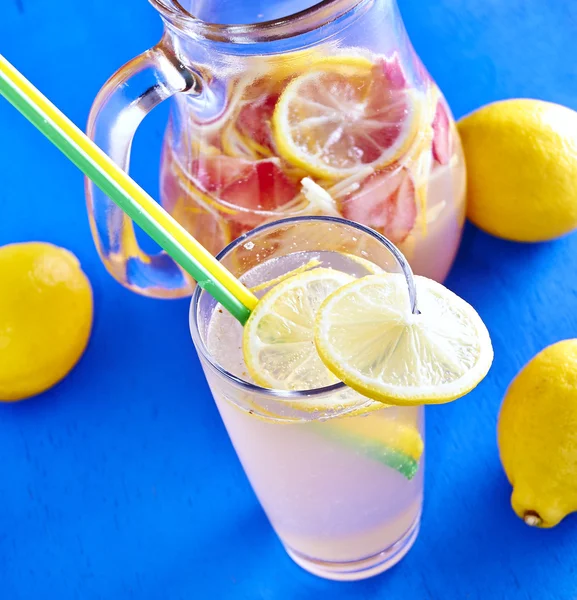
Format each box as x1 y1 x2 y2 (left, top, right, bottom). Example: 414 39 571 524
0 54 259 324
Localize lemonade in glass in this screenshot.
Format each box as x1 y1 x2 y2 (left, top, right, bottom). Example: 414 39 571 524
190 216 492 580
190 216 424 581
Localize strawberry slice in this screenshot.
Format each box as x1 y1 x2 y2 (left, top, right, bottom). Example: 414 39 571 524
236 92 279 152
160 154 231 255
377 53 407 90
341 168 417 244
220 158 298 226
191 155 250 193
432 100 452 165
191 155 298 228
350 59 410 157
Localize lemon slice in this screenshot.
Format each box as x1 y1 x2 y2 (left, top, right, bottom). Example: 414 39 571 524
339 253 384 275
315 274 493 405
243 268 354 390
246 48 325 83
300 177 340 216
272 56 423 179
248 258 321 293
315 415 424 479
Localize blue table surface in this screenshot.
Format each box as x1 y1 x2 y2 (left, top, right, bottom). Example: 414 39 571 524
1 1 577 598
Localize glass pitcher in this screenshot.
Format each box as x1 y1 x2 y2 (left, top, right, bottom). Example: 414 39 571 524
86 0 466 299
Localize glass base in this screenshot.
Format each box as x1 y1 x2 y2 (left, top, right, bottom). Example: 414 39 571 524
284 515 421 581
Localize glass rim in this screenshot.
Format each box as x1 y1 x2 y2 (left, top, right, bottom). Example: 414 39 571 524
150 0 367 43
189 214 417 400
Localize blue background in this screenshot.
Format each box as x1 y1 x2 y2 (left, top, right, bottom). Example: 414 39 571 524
1 1 577 598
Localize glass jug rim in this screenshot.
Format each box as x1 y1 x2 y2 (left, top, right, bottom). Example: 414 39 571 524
150 0 368 43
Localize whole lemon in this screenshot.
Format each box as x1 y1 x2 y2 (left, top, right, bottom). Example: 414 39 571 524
0 242 93 401
457 99 577 242
498 339 577 528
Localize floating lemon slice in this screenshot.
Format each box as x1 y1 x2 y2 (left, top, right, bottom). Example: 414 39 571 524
272 56 423 179
315 274 493 405
243 268 354 390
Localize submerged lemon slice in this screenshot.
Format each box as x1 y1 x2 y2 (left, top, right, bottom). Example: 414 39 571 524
314 274 493 405
272 56 423 179
243 268 354 390
316 415 424 479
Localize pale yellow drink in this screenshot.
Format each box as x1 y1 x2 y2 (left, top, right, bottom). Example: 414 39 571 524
190 218 425 581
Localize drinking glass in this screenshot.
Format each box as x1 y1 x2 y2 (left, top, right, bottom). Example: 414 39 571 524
189 215 424 580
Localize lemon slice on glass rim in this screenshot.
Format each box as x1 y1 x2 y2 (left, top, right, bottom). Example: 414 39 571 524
241 264 384 416
314 273 494 405
243 267 492 407
243 267 354 391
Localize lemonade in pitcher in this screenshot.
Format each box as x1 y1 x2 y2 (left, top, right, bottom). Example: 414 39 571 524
161 52 465 284
87 0 466 297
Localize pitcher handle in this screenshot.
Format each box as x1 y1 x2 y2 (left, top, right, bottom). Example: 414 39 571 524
85 41 198 298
